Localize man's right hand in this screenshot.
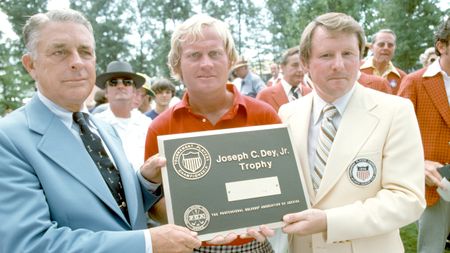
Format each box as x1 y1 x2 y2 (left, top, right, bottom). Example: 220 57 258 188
150 224 201 253
425 160 444 188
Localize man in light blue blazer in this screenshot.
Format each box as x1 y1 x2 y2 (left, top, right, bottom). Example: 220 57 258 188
0 9 200 253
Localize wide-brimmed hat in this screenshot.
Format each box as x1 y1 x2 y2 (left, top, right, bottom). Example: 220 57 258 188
96 61 145 89
230 57 249 73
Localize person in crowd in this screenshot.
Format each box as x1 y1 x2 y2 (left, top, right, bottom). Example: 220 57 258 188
95 61 152 171
266 62 282 87
143 14 279 252
145 78 176 119
134 73 154 114
398 17 450 253
0 9 201 253
278 12 425 253
419 47 438 68
89 88 109 114
360 29 407 94
257 47 312 112
231 56 266 98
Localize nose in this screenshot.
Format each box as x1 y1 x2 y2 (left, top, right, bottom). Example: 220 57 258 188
332 55 345 70
199 55 213 68
69 51 83 70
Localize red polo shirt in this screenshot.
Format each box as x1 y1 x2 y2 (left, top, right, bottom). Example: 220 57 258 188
144 84 281 246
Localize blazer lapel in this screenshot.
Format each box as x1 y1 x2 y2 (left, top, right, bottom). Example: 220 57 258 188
423 75 450 127
93 117 140 227
27 96 130 225
315 85 379 203
287 95 316 201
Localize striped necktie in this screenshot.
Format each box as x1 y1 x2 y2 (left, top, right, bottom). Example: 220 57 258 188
312 104 338 191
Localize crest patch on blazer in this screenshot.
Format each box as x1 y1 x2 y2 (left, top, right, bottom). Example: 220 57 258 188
348 158 376 186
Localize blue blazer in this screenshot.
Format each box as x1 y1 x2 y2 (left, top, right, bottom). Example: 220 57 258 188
0 95 160 252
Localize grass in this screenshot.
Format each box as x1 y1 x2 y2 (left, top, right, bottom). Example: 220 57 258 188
400 223 450 253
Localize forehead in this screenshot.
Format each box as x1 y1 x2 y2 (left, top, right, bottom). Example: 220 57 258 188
375 32 395 43
180 26 224 51
285 53 300 64
311 27 358 49
37 21 94 49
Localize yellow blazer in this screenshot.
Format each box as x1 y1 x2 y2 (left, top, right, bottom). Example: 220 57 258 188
279 84 425 253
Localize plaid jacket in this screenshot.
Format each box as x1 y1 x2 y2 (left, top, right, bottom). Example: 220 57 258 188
398 67 450 206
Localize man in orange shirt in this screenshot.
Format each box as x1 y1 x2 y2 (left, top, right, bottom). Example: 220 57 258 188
143 14 279 253
257 47 312 112
360 29 407 94
398 17 450 253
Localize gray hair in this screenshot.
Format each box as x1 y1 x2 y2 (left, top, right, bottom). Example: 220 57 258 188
23 9 94 58
168 14 238 81
371 29 397 44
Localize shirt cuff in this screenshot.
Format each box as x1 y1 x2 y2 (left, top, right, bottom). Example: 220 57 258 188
137 170 160 192
144 230 153 253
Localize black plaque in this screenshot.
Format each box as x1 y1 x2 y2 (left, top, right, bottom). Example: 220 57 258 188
157 124 309 240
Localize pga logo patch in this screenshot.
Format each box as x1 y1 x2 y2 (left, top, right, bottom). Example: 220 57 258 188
348 158 377 186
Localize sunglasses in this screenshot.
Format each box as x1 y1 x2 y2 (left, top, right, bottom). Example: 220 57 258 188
108 78 134 87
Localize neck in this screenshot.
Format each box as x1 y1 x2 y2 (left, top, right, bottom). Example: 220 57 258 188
109 101 132 118
155 104 169 114
188 89 234 125
440 58 450 76
373 58 389 73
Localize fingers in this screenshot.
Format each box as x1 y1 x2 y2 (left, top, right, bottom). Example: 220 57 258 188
243 225 274 242
141 154 166 183
150 224 201 253
207 232 238 245
425 160 443 187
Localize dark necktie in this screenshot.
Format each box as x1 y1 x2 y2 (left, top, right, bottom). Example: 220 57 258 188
72 112 128 220
290 86 299 100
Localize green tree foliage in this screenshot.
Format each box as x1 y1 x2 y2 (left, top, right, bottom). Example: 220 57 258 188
131 0 192 78
0 0 46 115
369 0 443 71
70 0 133 72
0 0 447 115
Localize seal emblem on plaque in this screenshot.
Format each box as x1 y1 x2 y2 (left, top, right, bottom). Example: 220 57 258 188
172 143 211 180
184 205 210 232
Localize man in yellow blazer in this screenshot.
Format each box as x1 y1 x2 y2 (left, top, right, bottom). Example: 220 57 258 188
278 12 425 253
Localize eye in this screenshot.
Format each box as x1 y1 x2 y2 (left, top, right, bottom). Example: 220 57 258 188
52 50 66 56
188 52 201 59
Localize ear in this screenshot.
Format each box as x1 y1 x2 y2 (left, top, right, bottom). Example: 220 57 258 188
22 54 37 80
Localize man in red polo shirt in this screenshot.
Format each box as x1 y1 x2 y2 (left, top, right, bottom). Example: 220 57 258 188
143 14 279 253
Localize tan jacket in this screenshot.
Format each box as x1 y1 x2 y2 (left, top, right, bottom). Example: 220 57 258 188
279 84 425 253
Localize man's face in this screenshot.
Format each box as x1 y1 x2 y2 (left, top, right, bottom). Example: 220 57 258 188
104 77 136 105
303 27 360 103
132 87 148 109
179 26 230 96
154 89 173 107
270 64 279 77
372 32 396 63
281 53 304 87
437 39 450 68
234 65 248 79
22 21 96 111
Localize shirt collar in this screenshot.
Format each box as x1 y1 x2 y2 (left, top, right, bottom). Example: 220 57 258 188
312 84 356 126
281 78 296 95
37 91 89 130
360 56 401 78
173 83 247 114
423 57 445 78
